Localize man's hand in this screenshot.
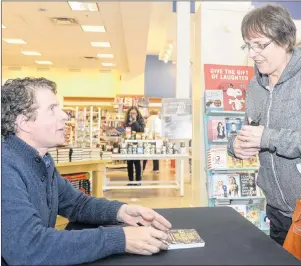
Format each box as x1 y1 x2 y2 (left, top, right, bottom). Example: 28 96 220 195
237 125 264 149
123 226 169 255
117 204 172 231
233 137 260 160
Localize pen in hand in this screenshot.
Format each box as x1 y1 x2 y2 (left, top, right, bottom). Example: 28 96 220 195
136 222 170 246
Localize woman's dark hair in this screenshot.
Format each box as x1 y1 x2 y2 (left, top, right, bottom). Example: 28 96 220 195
1 77 57 138
124 106 143 124
241 4 296 52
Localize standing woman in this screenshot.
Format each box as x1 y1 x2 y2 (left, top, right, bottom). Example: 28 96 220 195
124 106 145 185
228 4 301 246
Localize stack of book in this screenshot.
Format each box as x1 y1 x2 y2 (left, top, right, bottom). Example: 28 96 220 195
48 148 57 163
57 147 70 163
82 148 91 161
70 148 82 162
62 172 91 195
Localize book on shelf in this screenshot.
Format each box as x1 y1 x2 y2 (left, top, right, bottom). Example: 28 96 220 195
260 211 270 230
211 173 241 198
207 147 228 169
167 229 205 250
207 147 258 170
205 90 224 112
227 154 243 168
221 204 262 229
242 155 259 168
210 172 263 199
207 117 228 142
240 173 258 197
225 117 243 138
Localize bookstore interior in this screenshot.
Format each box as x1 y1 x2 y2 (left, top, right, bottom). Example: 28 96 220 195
2 1 301 241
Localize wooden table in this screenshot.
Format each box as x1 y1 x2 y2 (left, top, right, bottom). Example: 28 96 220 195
56 160 110 198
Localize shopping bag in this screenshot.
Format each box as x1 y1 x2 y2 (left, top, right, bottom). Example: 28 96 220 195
283 199 301 261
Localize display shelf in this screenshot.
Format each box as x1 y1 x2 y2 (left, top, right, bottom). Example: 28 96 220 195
111 154 189 160
204 109 268 234
210 167 258 172
124 139 162 143
206 110 245 117
211 196 266 200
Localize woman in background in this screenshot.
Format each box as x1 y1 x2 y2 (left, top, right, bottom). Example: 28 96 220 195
124 106 145 185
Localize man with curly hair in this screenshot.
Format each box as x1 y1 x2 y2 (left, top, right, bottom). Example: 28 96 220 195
1 77 172 265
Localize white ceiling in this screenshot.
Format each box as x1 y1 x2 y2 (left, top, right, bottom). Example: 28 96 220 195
2 2 174 74
3 2 299 75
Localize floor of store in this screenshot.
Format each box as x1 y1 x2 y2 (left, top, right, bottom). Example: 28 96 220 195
55 160 198 229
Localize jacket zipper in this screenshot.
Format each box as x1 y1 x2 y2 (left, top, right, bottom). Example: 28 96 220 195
266 87 293 212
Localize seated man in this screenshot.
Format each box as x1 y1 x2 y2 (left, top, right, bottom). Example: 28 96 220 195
1 77 172 265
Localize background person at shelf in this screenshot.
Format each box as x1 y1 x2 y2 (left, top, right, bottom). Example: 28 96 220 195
124 106 145 185
1 78 171 265
143 109 162 173
227 4 301 246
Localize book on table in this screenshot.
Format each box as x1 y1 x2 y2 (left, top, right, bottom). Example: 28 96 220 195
167 229 205 250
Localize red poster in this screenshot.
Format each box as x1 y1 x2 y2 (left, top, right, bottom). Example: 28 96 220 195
204 64 254 112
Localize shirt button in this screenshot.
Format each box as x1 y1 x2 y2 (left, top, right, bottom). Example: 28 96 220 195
35 157 41 163
41 176 46 182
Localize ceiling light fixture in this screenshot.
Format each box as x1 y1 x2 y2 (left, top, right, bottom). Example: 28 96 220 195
97 53 114 58
102 62 116 67
68 2 98 12
3 39 27 44
22 51 41 56
35 60 53 65
81 25 106 32
91 42 111 48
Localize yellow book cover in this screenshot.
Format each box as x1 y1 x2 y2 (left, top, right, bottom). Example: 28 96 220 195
167 229 205 250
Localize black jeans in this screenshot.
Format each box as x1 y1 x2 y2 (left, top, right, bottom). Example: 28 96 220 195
143 160 159 171
266 204 292 246
127 160 141 181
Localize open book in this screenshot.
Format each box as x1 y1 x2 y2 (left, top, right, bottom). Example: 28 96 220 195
167 229 205 250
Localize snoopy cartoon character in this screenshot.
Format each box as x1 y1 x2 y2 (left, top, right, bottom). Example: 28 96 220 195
226 84 245 111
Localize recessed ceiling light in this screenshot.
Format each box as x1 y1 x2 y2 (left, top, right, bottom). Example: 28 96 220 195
81 25 106 32
68 2 98 12
3 39 27 44
35 60 53 65
102 62 116 67
91 42 111 48
2 25 6 29
21 51 41 56
97 53 114 58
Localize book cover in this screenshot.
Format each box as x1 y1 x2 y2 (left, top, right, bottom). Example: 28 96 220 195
207 148 227 169
227 154 243 168
242 155 259 168
225 117 243 138
167 229 205 250
246 204 261 228
211 174 229 198
205 90 224 111
211 118 227 142
226 174 241 197
240 173 257 197
260 211 270 230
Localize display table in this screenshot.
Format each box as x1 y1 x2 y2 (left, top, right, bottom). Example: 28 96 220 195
56 160 110 198
103 154 189 196
66 207 301 265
